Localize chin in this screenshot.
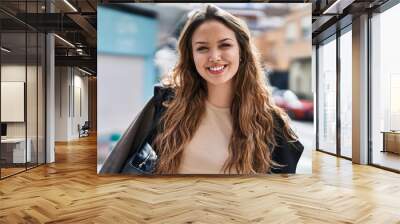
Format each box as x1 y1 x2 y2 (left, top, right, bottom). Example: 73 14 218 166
205 76 234 86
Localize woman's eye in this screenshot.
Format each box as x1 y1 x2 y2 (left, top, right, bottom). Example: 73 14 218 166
220 43 231 48
196 47 208 52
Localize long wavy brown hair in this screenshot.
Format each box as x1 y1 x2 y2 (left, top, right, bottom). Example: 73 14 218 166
153 4 297 174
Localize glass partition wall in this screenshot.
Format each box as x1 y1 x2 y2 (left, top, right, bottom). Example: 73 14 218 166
0 30 27 177
316 0 400 172
0 2 46 179
317 35 337 155
339 27 352 159
370 2 400 172
316 26 353 159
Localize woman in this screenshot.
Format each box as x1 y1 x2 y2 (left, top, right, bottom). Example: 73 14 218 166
100 4 303 175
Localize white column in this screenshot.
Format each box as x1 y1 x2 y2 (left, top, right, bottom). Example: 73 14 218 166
352 14 369 164
45 0 55 163
46 33 55 163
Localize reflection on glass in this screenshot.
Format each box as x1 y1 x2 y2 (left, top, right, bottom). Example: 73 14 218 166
0 1 46 179
371 3 400 171
1 31 27 177
318 37 337 154
340 29 352 158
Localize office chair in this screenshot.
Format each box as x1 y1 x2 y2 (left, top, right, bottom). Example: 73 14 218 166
79 121 90 138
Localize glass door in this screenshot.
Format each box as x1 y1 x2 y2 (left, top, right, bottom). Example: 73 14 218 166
370 3 400 171
317 35 337 155
339 27 352 159
1 30 28 178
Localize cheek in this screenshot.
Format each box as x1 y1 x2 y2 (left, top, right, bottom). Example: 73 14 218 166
227 49 240 68
193 54 207 72
191 54 206 80
226 47 240 63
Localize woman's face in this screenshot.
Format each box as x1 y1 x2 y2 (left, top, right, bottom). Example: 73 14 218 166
191 20 240 87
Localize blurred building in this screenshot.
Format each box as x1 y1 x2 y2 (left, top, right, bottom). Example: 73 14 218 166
254 5 312 99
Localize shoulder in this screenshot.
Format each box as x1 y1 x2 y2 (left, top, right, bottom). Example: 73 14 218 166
151 84 176 121
270 111 304 174
153 83 175 105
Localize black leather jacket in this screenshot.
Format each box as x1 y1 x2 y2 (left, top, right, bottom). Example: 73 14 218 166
99 85 304 175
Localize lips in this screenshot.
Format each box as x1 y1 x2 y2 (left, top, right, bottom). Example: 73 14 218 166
207 65 227 75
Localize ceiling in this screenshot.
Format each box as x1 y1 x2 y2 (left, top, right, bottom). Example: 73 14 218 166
311 0 390 44
1 0 311 75
0 0 97 74
1 0 395 74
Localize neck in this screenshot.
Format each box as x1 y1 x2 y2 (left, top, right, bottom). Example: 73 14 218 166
206 80 234 108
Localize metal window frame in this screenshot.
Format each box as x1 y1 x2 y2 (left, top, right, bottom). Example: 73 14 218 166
368 0 400 173
315 0 400 173
0 0 47 180
315 21 353 162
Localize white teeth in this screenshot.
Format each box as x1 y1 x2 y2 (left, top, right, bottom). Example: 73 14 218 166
209 66 224 71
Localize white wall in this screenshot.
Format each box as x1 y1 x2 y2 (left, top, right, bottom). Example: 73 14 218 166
1 65 37 138
72 73 89 138
1 64 45 163
55 67 69 141
54 67 89 141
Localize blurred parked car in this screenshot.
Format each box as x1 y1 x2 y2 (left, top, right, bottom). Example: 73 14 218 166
271 87 313 121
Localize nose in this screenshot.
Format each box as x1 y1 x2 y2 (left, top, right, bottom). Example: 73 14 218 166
208 48 221 62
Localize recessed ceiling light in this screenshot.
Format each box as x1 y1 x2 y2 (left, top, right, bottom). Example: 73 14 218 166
322 0 354 15
54 34 75 48
78 67 92 76
1 47 11 53
63 0 78 12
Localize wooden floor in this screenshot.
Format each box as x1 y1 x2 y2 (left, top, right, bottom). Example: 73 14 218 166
373 151 400 171
1 163 44 178
1 135 400 223
0 167 26 178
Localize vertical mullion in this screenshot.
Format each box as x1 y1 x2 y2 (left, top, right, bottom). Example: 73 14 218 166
316 45 319 151
25 0 28 171
336 29 341 157
44 0 47 164
367 11 372 165
36 0 39 167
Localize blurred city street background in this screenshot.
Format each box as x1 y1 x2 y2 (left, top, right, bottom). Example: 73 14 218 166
98 3 313 173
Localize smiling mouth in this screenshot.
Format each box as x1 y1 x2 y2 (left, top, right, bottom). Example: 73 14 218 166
207 65 227 74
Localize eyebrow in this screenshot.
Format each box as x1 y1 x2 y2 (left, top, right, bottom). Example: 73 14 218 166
194 38 233 45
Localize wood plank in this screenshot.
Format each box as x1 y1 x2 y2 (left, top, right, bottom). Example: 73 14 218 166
0 134 399 223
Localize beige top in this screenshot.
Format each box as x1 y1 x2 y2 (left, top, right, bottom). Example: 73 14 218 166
178 101 234 174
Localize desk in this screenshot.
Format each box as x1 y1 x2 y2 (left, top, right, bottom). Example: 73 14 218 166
1 138 32 163
381 131 400 154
